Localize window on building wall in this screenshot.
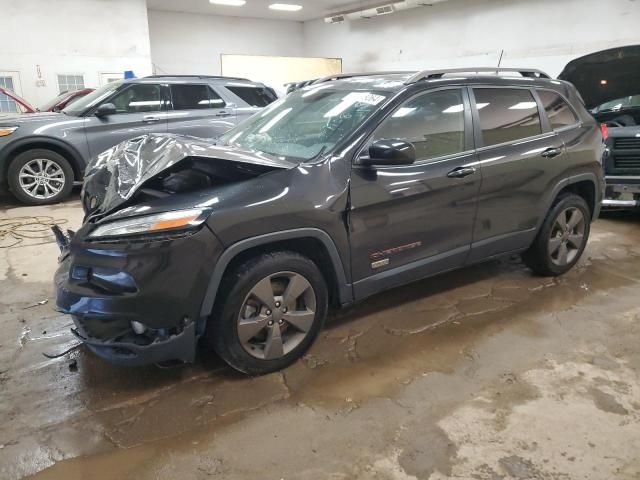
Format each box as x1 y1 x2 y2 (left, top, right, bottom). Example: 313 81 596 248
57 74 85 94
0 76 18 113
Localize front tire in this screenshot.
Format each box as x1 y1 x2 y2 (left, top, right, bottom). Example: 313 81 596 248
8 149 74 205
207 251 328 375
522 193 591 276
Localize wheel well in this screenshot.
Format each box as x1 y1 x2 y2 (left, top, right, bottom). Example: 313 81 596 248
221 237 341 307
557 180 596 218
3 142 81 182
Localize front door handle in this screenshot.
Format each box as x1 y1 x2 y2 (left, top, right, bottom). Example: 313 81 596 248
143 115 160 123
447 166 477 178
541 147 562 158
215 110 231 117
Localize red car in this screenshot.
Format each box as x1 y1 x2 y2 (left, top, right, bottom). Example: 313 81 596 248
0 86 36 113
38 88 95 112
0 86 94 114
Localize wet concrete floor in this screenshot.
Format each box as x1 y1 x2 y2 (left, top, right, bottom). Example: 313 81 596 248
1 194 640 479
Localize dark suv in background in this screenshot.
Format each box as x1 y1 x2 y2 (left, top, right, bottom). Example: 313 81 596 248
0 75 277 205
559 45 640 209
55 68 604 374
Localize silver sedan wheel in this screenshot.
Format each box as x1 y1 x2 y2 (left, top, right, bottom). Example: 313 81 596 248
548 207 586 266
237 271 317 360
18 158 66 200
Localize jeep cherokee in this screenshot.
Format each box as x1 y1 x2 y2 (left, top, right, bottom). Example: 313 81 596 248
54 68 604 374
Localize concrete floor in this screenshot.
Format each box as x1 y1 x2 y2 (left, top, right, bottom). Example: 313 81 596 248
1 194 640 480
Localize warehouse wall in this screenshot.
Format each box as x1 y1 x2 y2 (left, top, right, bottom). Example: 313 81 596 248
148 10 304 83
303 0 640 77
0 0 152 107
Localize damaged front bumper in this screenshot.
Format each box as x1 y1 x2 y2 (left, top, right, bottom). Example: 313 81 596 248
54 224 223 366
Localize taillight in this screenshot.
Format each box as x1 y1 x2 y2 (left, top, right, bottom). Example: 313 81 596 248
600 123 609 141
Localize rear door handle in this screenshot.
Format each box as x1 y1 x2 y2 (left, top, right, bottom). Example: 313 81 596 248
143 115 160 123
447 166 477 178
215 110 231 117
541 147 562 158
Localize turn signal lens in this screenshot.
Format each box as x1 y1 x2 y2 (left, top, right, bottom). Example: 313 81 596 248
600 123 609 141
0 126 18 136
89 209 206 239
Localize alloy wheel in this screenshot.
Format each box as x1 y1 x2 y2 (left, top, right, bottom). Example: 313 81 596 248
548 207 586 266
18 158 66 200
237 271 317 360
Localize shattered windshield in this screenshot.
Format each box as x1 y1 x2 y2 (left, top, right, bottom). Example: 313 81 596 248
219 87 389 162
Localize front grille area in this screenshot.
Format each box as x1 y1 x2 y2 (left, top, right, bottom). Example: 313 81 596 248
614 137 640 150
612 136 640 172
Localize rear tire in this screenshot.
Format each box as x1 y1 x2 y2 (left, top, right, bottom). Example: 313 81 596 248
8 149 74 205
206 251 328 375
522 193 591 276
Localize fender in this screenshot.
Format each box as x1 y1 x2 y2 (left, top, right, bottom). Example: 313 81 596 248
197 228 353 332
536 171 602 233
0 135 86 184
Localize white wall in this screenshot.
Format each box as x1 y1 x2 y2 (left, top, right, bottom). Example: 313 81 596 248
148 10 304 85
303 0 640 77
0 0 152 107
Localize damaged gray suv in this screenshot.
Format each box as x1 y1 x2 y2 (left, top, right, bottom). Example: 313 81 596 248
54 69 604 375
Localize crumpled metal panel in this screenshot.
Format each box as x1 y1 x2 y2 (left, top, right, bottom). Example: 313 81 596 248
82 133 295 218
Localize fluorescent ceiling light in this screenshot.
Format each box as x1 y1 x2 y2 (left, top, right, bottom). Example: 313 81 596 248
269 3 303 11
209 0 246 6
442 104 463 113
508 101 537 110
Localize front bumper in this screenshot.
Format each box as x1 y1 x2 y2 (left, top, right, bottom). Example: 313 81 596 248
602 176 640 208
54 225 223 366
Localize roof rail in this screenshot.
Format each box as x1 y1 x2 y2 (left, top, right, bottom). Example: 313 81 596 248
405 67 551 84
313 71 414 84
144 74 251 81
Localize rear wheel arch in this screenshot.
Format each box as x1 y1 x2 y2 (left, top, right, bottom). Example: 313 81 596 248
198 229 352 335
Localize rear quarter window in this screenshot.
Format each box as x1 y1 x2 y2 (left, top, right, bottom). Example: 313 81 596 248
226 85 277 107
473 88 542 147
537 90 579 130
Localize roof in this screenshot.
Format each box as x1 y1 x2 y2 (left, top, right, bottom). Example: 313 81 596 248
296 68 561 93
132 75 263 86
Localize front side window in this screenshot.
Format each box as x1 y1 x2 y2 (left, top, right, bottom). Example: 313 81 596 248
473 88 542 147
57 74 85 94
170 84 226 110
109 84 162 114
537 90 579 130
62 81 122 116
226 85 277 107
372 89 466 161
219 87 390 162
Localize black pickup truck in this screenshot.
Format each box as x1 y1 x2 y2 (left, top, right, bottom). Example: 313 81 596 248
560 45 640 209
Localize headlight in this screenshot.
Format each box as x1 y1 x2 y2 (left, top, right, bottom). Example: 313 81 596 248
0 126 19 137
88 209 207 238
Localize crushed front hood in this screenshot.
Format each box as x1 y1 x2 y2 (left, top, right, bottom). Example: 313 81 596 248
82 134 296 218
558 45 640 109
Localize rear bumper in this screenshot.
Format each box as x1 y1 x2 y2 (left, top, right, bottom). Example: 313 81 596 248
603 176 640 208
54 225 223 366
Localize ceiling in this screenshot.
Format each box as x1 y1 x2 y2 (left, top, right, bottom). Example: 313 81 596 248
146 0 391 21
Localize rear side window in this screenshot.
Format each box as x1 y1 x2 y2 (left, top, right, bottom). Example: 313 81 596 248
537 90 579 129
473 88 542 147
226 85 277 107
170 84 226 110
373 89 466 161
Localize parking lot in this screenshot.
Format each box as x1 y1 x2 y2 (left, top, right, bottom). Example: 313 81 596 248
1 194 639 479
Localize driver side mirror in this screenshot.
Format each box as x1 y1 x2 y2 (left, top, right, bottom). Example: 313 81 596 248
359 139 416 166
95 103 116 118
